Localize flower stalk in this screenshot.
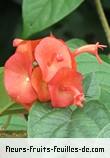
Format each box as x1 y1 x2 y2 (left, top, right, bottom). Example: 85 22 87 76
94 0 110 46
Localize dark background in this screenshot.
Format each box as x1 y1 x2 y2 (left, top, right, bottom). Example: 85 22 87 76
0 0 110 66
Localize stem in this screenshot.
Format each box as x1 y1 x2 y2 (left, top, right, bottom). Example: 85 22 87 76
94 0 110 45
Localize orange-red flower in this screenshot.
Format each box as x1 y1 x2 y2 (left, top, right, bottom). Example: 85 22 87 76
4 36 106 109
4 39 41 109
35 36 72 82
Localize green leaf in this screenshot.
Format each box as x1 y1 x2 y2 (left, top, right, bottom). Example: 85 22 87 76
100 54 110 64
1 103 27 116
83 73 100 101
98 123 110 138
78 56 110 92
99 88 110 113
22 0 85 37
0 68 15 114
28 100 110 138
0 114 27 131
66 38 87 49
97 88 110 138
0 67 26 115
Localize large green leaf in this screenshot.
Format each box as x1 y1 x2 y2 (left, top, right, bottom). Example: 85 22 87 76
0 68 15 114
28 100 110 138
22 0 85 37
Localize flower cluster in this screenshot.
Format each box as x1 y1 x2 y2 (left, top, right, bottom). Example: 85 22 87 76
4 36 106 109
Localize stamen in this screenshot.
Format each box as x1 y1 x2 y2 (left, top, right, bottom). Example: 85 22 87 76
32 61 39 67
72 42 107 64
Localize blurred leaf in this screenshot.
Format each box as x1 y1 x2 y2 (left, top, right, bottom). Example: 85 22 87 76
102 0 110 9
0 114 27 131
22 0 85 37
53 2 106 44
0 68 15 114
100 54 110 64
67 38 87 49
0 67 26 115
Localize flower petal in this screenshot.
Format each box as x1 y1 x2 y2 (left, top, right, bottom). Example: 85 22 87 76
13 38 41 62
13 38 24 47
35 36 72 82
31 67 50 102
69 52 77 70
4 52 37 109
48 68 84 108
